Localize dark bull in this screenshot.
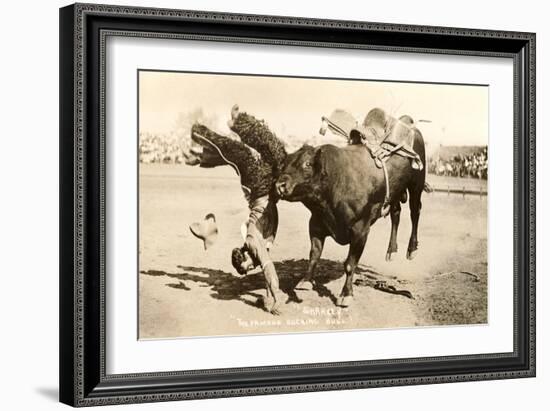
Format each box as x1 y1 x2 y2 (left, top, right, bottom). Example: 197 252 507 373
276 138 426 307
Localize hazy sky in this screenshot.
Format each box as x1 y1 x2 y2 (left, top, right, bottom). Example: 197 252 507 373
139 70 488 147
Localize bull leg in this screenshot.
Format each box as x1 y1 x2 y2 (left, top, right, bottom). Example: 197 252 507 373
386 201 401 261
407 187 422 260
336 225 370 307
296 216 326 291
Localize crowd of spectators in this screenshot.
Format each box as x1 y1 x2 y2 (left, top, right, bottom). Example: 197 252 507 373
139 131 488 181
139 132 189 164
427 147 488 179
139 127 347 164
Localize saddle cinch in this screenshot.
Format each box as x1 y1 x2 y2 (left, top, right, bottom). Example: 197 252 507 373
321 108 424 216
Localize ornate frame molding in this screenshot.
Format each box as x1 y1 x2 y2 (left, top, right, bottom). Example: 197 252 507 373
60 3 535 407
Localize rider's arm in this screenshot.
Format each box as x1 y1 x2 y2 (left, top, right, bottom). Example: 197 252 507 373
245 223 279 294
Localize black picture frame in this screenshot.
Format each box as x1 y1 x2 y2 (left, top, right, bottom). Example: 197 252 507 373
59 3 536 407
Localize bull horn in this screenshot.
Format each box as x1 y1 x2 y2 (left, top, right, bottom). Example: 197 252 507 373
189 213 218 250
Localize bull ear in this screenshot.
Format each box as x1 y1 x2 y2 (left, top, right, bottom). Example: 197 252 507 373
310 146 325 174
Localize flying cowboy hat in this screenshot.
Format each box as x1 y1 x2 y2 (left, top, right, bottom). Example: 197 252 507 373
189 213 218 250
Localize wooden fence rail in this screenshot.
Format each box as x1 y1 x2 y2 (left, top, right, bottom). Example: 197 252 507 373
428 185 487 197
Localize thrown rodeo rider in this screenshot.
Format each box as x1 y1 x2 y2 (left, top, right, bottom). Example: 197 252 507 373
189 105 287 314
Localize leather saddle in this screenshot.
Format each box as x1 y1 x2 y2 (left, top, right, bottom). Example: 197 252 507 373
350 108 423 171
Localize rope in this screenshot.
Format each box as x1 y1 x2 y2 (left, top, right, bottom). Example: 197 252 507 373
354 276 414 299
324 117 351 140
381 161 391 216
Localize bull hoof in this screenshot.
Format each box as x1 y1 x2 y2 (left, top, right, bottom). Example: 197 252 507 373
336 295 353 308
295 279 314 291
406 249 418 260
385 251 396 261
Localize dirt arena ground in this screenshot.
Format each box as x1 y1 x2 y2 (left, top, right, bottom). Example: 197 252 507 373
139 164 487 339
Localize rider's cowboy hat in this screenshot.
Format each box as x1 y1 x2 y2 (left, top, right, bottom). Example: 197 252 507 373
189 213 218 250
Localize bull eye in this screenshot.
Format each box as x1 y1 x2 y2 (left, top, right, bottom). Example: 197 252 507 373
303 161 311 169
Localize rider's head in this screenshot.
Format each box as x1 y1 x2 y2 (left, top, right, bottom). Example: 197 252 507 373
231 245 255 275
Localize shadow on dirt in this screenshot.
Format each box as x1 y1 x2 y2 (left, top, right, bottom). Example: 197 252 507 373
140 259 355 309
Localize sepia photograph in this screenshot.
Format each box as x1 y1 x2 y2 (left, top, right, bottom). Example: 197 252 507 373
138 70 488 339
